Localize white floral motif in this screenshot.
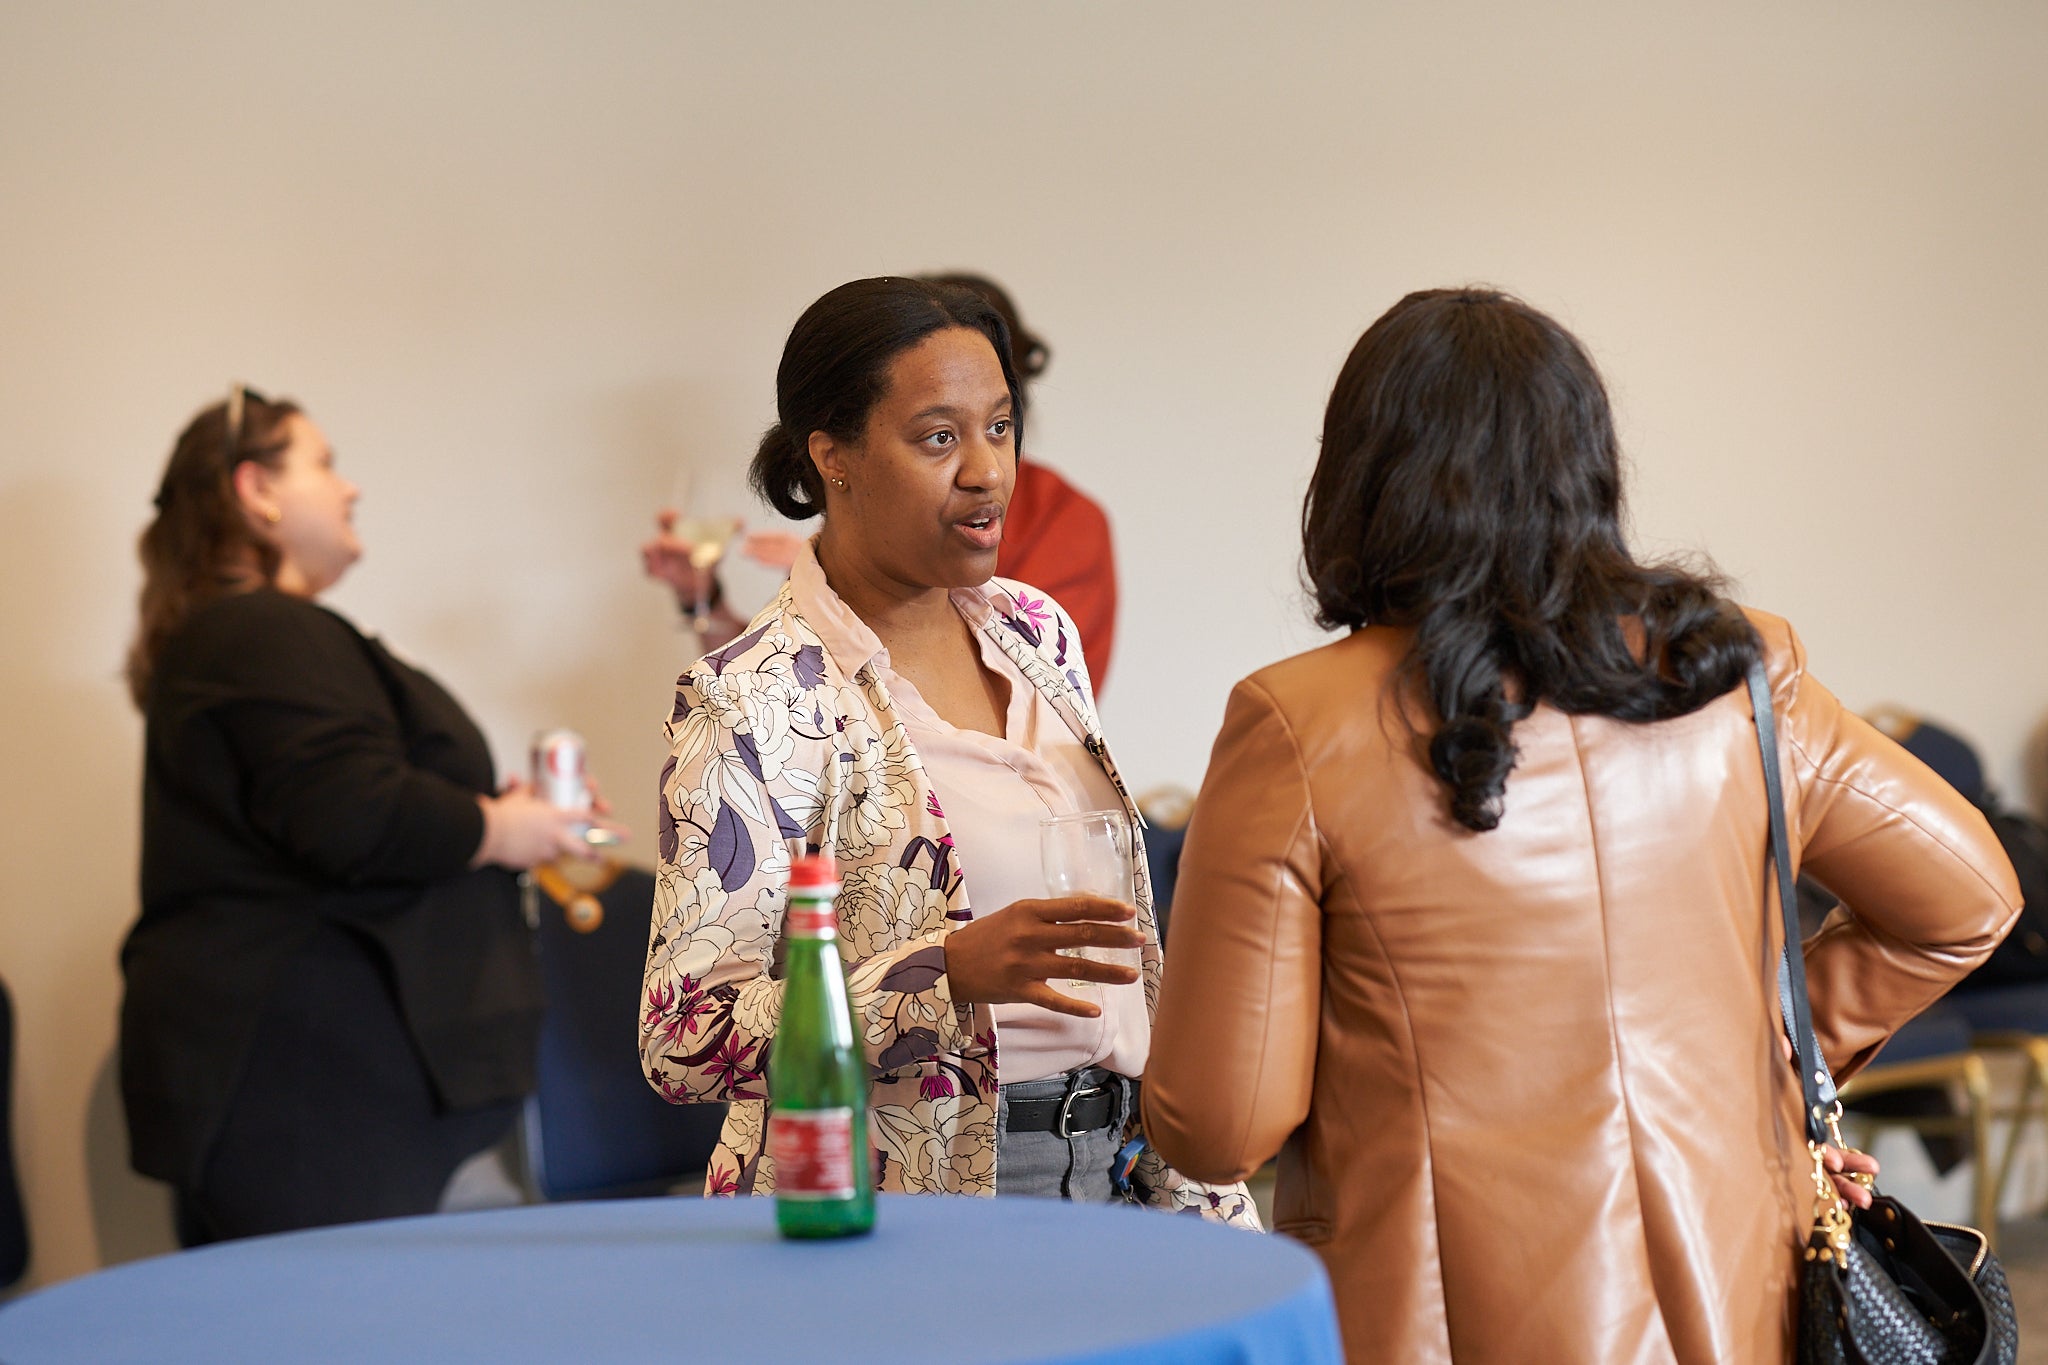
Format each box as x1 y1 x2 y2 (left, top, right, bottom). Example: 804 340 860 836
834 714 914 858
719 1100 768 1190
837 862 950 962
776 766 826 843
671 829 708 870
723 886 781 965
869 1098 954 1190
724 1097 764 1151
645 866 732 992
938 1108 996 1194
730 980 780 1039
693 670 749 732
860 979 945 1049
725 667 803 782
665 705 720 794
864 1093 992 1194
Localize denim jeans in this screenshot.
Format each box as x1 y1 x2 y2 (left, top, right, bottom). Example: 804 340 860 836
994 1067 1137 1204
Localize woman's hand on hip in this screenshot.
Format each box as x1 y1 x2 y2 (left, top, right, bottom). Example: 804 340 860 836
942 896 1143 1019
1778 1036 1881 1208
1823 1144 1880 1209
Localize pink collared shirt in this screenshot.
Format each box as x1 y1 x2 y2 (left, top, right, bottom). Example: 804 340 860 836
787 546 1149 1085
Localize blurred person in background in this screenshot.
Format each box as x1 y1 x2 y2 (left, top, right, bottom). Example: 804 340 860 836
641 272 1120 690
1140 289 2019 1363
123 387 618 1244
640 277 1252 1222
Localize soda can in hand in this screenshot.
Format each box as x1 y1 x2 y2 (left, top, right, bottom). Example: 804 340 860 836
530 729 592 840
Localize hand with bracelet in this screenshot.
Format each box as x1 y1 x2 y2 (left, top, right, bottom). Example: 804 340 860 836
639 509 809 648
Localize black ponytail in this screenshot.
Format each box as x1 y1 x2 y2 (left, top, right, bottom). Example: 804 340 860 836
751 423 822 520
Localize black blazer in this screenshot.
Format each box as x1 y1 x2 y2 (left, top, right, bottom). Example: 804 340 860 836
122 589 541 1187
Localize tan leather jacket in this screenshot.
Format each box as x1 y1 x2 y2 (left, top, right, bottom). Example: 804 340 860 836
1143 610 2019 1364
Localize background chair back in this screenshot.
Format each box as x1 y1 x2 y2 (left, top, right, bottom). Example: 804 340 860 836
1137 785 1195 944
525 865 726 1200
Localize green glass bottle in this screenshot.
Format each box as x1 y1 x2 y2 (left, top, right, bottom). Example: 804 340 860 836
767 853 876 1238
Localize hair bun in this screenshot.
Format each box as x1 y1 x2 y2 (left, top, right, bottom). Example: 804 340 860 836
750 422 820 521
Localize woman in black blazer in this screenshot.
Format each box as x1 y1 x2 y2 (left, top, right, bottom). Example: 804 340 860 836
122 387 606 1244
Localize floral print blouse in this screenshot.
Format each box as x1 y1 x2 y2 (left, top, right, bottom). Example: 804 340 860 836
640 559 1260 1227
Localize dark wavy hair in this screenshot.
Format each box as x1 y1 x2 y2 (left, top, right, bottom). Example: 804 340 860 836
126 391 301 708
749 277 1021 520
1303 288 1760 832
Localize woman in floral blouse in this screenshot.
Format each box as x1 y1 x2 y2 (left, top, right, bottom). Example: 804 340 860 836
640 277 1257 1224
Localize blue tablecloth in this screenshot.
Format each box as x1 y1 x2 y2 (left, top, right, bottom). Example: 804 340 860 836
0 1195 1341 1363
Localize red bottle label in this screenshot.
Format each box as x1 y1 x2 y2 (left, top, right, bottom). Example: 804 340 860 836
769 1107 856 1199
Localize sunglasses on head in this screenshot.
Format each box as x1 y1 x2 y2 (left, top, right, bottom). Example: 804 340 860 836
222 381 271 461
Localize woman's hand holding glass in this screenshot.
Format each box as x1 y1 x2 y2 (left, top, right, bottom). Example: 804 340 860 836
1041 810 1144 991
942 898 1143 1019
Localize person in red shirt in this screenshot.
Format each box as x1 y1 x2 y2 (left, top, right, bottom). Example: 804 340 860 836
929 274 1118 691
644 274 1121 692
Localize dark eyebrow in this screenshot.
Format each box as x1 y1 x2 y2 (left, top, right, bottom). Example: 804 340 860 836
908 396 1014 424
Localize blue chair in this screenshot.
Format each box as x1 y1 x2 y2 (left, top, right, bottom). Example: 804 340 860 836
523 863 727 1201
1943 986 2048 1223
1137 787 1194 945
1864 706 1988 806
1947 985 2048 1038
1863 708 2048 1222
1869 1007 1976 1066
1139 824 1186 944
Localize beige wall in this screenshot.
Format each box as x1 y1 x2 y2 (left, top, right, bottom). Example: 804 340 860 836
2 1 2044 1286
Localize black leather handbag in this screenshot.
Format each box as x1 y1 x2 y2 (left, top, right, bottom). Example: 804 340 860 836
1749 661 2019 1365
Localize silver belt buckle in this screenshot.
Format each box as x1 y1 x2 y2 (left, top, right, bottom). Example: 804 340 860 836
1056 1083 1108 1139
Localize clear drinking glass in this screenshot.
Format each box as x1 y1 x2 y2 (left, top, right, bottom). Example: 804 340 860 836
673 514 742 634
1040 809 1142 992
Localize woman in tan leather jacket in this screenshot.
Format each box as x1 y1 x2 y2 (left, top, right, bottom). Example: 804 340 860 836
1142 289 2021 1364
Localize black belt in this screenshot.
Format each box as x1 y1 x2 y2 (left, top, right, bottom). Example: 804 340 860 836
1003 1071 1124 1138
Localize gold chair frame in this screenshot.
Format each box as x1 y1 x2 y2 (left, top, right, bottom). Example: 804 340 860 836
1962 1031 2048 1228
1835 1051 1997 1249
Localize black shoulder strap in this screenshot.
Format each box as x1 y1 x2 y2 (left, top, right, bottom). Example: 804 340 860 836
1747 658 1836 1145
